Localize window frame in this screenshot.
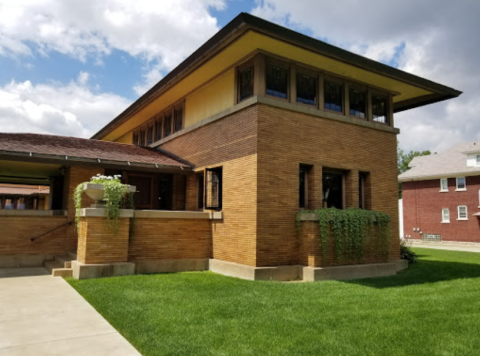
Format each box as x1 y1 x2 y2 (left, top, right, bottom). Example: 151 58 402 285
197 173 205 210
348 84 367 120
205 167 222 211
457 205 468 220
295 68 318 107
371 92 389 124
237 61 255 103
440 178 448 192
299 164 311 209
265 59 290 101
322 168 346 209
173 105 184 133
323 77 344 114
441 208 450 223
456 177 466 191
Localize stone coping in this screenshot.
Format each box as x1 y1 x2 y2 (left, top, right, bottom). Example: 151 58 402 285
0 210 67 217
78 208 223 220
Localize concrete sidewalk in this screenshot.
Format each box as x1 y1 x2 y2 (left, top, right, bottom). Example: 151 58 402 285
411 241 480 253
0 268 141 356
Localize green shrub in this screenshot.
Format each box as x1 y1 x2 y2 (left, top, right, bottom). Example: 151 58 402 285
400 239 417 263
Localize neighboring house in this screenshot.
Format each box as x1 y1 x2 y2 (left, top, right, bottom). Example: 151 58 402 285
399 142 480 243
0 13 461 280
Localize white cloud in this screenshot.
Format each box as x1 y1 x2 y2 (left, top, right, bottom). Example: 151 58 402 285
0 75 131 138
252 0 480 153
0 0 226 93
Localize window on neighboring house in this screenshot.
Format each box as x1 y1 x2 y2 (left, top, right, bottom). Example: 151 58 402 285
457 205 468 220
163 112 172 138
155 116 163 141
147 124 154 145
456 177 466 190
476 154 480 165
442 208 450 223
299 165 311 208
197 173 204 210
238 66 254 102
349 88 366 118
324 81 343 113
205 167 222 210
296 73 317 106
266 64 288 99
372 94 388 124
133 131 139 146
440 178 448 192
139 128 146 146
174 106 183 133
323 170 344 209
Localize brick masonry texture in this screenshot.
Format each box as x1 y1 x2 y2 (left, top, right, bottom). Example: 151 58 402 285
77 217 130 264
256 104 399 266
0 216 69 255
129 218 212 261
403 177 480 242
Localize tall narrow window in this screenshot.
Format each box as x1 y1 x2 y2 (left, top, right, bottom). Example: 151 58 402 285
197 174 204 210
147 124 154 145
324 81 343 113
174 107 183 133
133 131 139 146
323 171 344 209
442 208 450 223
359 172 369 209
456 177 466 190
139 128 146 146
155 117 163 141
238 66 254 101
299 165 311 208
440 178 448 192
349 88 366 118
296 73 317 106
205 167 222 210
266 64 288 99
163 112 172 138
457 205 468 220
372 95 388 123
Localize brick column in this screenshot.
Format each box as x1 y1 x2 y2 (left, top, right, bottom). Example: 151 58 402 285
345 169 359 208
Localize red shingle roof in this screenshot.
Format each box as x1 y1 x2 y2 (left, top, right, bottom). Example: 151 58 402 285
0 133 190 169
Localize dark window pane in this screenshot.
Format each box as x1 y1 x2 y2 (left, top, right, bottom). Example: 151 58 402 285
297 73 317 105
266 64 288 99
205 168 222 210
140 129 146 146
155 118 162 141
128 175 153 209
299 167 306 208
133 132 139 145
372 95 388 123
197 174 204 209
174 107 183 132
323 172 343 209
147 125 153 145
324 81 343 112
163 113 172 137
239 66 254 101
349 88 366 118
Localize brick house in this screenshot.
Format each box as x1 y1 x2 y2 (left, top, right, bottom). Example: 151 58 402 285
400 142 480 243
0 13 461 280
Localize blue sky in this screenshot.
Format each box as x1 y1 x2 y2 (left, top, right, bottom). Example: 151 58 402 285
0 0 479 152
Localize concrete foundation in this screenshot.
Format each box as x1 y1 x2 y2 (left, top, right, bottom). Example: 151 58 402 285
209 259 302 281
72 260 135 280
135 259 209 274
0 255 54 268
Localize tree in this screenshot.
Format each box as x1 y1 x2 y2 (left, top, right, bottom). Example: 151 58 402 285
397 143 431 197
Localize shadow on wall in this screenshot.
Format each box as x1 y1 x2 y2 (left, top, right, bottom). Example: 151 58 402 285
342 251 480 289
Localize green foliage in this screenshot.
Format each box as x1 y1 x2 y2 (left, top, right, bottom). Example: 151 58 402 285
397 141 431 197
74 174 135 234
400 239 418 263
298 208 391 261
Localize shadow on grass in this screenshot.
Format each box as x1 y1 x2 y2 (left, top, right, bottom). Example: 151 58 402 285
343 259 480 289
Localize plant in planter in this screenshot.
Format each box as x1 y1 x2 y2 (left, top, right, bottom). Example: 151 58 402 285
74 174 135 233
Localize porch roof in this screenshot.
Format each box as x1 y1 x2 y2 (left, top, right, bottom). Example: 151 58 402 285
0 133 192 172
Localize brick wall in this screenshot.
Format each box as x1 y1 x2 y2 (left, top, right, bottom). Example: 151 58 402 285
403 177 480 242
129 218 212 261
0 216 69 255
77 217 130 264
161 105 258 266
256 104 399 266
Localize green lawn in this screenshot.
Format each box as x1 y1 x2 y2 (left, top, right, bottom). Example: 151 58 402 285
67 249 480 356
